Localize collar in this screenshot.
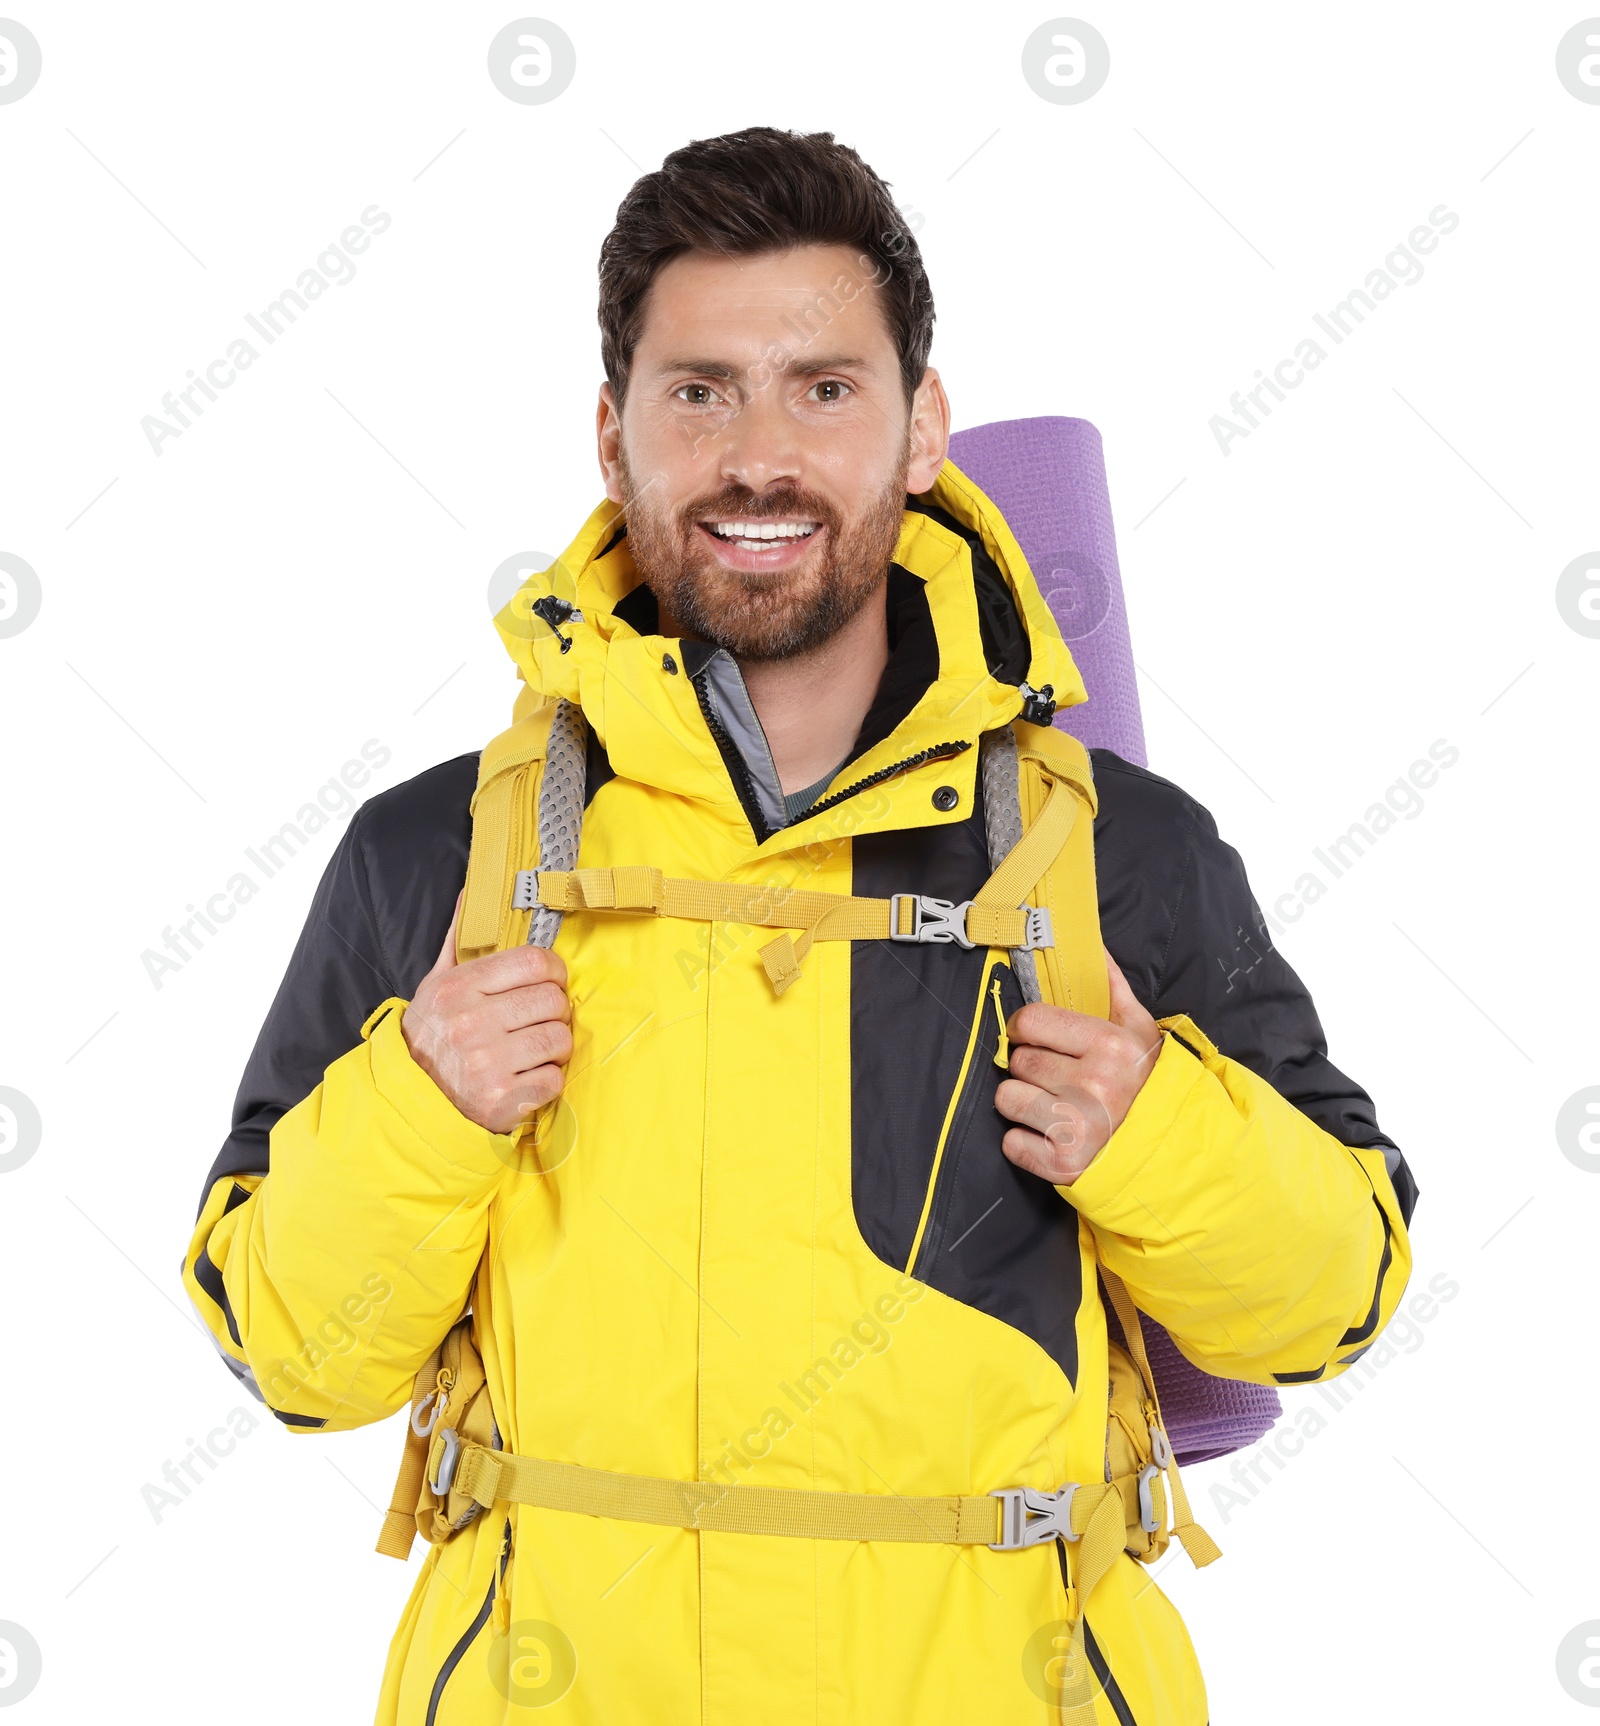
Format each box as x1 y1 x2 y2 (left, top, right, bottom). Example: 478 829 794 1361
492 460 1085 852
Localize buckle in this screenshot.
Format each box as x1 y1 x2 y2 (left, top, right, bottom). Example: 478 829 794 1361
429 1426 461 1497
990 1484 1080 1550
1020 906 1054 950
410 1388 444 1439
1137 1463 1162 1535
889 893 975 948
512 870 540 910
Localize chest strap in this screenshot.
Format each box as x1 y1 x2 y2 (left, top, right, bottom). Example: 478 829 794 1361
512 770 1080 995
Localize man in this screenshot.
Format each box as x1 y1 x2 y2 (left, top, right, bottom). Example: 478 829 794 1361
185 128 1416 1724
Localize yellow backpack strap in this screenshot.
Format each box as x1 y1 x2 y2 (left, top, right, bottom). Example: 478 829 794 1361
1100 1267 1223 1571
982 721 1106 1017
458 698 586 961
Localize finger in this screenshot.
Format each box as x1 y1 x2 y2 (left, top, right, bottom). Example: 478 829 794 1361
1003 1000 1100 1058
999 1123 1061 1183
509 1019 573 1075
1104 947 1154 1031
465 940 568 995
1003 1042 1082 1095
994 1076 1111 1151
494 980 571 1033
430 891 465 974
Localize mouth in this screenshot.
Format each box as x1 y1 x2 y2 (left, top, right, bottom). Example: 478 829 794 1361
695 516 826 572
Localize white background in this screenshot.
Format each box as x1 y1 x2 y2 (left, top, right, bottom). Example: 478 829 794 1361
2 2 1597 1720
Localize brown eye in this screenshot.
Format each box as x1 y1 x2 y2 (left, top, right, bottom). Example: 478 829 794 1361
675 384 717 406
810 379 849 403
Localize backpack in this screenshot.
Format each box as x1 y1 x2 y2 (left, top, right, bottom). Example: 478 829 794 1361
378 704 1221 1608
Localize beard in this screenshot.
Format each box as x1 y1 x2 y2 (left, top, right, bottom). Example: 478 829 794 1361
617 447 910 662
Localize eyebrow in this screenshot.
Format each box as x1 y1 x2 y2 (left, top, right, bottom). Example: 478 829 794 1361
654 353 872 380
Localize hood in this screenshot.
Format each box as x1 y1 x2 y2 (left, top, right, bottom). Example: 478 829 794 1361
490 458 1086 845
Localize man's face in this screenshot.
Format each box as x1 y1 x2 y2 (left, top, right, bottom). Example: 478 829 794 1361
597 244 948 661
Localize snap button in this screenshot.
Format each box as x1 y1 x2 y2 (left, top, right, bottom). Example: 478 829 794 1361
662 652 678 674
932 785 959 811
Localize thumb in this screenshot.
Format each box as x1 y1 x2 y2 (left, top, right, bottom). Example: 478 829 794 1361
430 889 465 974
1104 946 1151 1030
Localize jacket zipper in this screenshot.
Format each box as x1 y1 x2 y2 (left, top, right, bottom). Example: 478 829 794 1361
423 1516 512 1726
1051 1539 1140 1726
795 738 972 820
691 662 974 842
1082 1620 1139 1726
905 954 1012 1275
691 672 775 842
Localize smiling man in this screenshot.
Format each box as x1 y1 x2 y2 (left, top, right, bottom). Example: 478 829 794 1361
184 128 1416 1725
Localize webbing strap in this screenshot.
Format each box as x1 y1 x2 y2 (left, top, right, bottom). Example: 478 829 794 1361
375 1418 429 1561
972 772 1076 917
453 1444 1127 1549
1055 1485 1132 1725
1100 1269 1223 1571
522 774 1080 995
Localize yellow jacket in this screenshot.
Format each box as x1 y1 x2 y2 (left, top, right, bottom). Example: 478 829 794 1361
185 463 1413 1724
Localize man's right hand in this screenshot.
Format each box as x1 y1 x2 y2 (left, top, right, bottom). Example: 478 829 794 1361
401 893 573 1134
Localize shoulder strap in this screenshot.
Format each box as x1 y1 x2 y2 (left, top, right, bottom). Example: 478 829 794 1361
980 721 1107 1018
458 698 588 961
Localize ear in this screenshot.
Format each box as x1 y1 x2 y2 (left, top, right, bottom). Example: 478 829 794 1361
904 366 951 495
597 381 624 504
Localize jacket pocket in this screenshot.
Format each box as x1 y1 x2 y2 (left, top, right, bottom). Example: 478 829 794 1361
906 953 1020 1275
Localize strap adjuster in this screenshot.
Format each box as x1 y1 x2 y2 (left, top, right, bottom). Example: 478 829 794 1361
429 1427 462 1497
512 870 540 910
889 893 975 948
990 1484 1079 1550
1137 1464 1162 1535
1020 906 1054 949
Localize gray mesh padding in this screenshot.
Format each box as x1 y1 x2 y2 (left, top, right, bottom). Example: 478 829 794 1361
527 699 587 949
979 727 1042 1004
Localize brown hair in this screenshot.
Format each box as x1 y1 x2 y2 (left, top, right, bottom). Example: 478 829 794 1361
598 127 934 408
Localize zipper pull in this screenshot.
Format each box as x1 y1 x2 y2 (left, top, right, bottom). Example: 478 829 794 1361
492 1520 514 1637
991 976 1010 1069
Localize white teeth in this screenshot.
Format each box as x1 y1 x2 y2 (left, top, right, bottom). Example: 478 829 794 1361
707 520 819 541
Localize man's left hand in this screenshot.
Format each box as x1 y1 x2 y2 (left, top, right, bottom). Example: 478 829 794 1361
995 951 1164 1186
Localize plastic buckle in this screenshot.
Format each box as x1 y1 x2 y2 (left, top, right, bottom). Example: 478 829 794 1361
889 894 975 948
512 870 540 910
1137 1464 1162 1535
410 1388 443 1439
429 1427 461 1497
990 1484 1080 1550
1020 906 1054 950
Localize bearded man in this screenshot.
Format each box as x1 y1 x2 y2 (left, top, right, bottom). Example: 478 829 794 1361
185 127 1415 1726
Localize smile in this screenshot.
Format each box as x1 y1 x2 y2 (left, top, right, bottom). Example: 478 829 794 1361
702 519 821 549
695 518 826 571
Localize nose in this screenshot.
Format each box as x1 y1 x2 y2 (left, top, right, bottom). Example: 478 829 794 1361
712 383 804 498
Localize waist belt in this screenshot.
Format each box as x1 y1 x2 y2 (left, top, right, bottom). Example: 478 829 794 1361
444 1437 1134 1553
